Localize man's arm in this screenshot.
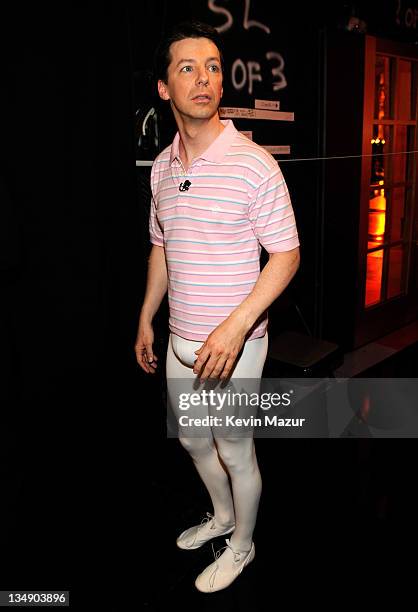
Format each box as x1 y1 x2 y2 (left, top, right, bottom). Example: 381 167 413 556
135 245 168 373
229 248 300 332
193 247 300 380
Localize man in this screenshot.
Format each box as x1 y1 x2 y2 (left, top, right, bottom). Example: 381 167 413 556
135 20 300 592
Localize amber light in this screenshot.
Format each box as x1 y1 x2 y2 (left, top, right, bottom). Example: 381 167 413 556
368 188 386 241
365 187 386 306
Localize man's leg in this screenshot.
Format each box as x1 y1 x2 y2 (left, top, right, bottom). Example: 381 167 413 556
194 333 268 592
215 437 261 552
215 333 268 550
166 334 235 531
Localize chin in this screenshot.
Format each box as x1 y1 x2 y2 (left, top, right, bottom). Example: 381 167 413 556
191 107 218 120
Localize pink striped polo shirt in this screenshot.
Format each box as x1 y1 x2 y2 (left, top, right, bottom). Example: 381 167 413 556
149 119 299 342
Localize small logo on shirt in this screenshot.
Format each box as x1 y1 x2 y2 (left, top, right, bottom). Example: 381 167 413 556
179 180 191 192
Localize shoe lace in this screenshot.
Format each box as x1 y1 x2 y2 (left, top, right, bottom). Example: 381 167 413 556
208 539 248 589
185 512 215 549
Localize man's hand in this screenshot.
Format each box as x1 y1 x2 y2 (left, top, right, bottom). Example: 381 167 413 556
135 319 158 374
193 312 249 381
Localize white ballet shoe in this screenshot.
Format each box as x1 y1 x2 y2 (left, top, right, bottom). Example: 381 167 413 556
194 538 255 593
176 513 235 550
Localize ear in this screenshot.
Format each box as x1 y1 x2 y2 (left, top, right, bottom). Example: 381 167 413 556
158 79 170 101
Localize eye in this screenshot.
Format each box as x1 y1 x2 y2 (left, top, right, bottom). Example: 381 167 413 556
208 64 221 72
180 65 193 73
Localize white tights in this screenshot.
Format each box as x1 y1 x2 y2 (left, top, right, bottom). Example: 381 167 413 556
166 332 268 551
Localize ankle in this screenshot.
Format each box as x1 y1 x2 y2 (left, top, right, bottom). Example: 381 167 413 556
229 535 253 552
214 515 235 529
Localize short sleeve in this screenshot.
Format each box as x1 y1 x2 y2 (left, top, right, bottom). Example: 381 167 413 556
149 164 164 247
248 164 300 253
149 194 164 247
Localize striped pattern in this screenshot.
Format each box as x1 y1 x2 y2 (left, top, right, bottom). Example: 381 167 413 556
149 120 299 342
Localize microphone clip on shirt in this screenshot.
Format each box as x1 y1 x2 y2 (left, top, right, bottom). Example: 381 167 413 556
179 180 191 192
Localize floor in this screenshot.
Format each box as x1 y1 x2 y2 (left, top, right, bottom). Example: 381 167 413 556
335 320 418 377
142 433 417 610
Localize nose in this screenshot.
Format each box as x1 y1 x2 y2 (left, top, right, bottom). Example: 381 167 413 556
196 67 209 86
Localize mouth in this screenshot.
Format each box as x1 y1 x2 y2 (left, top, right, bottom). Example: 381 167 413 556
192 94 211 102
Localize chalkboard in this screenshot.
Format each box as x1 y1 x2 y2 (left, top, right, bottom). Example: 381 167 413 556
134 1 326 160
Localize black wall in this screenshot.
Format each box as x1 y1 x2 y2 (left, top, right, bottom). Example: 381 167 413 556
322 31 366 349
2 6 154 604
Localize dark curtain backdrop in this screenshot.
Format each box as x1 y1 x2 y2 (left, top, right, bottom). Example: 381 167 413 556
1 6 162 605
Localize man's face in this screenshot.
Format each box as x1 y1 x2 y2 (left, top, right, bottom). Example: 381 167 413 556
158 37 223 122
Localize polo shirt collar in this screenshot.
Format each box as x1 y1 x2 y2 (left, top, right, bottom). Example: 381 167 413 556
169 119 236 166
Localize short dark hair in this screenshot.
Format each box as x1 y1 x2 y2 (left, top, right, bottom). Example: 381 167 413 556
154 20 224 83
